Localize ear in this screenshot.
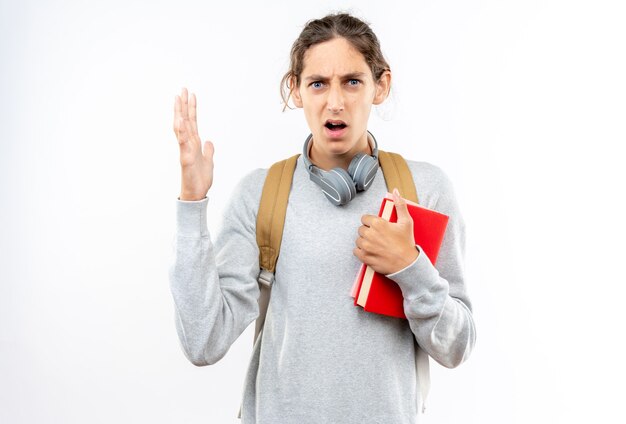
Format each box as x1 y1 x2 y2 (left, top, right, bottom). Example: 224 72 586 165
373 70 391 105
290 76 303 108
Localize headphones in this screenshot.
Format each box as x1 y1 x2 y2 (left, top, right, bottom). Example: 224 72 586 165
302 131 379 206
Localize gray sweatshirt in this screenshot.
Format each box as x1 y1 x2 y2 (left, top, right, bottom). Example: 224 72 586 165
169 155 476 424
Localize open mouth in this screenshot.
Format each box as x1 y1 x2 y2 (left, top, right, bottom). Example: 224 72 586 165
324 120 348 132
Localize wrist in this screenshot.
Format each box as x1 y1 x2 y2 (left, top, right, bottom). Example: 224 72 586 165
178 193 207 201
402 245 420 268
387 246 420 277
179 186 207 201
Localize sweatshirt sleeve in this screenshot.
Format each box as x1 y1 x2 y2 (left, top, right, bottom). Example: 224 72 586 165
386 168 476 369
168 170 265 366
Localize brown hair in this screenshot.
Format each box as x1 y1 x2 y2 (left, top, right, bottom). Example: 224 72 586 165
280 13 391 110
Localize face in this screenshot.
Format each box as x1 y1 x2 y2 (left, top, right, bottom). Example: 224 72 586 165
291 37 390 169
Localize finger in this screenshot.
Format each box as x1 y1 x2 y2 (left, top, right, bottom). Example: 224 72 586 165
176 118 189 145
361 214 376 227
392 188 399 203
203 140 214 159
353 246 375 265
357 225 369 238
180 89 199 146
355 236 371 252
174 95 182 135
392 188 412 225
362 215 385 231
181 87 189 119
353 247 368 262
176 114 197 149
189 92 199 137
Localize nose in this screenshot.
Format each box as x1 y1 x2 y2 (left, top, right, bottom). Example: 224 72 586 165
326 83 344 113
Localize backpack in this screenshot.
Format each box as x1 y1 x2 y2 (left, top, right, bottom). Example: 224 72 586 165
237 150 431 418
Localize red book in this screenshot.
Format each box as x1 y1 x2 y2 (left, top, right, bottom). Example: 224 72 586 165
351 194 449 319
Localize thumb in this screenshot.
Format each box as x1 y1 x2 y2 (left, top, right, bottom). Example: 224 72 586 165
392 188 412 225
203 140 214 158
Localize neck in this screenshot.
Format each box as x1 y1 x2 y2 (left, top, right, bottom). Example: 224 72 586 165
309 133 372 171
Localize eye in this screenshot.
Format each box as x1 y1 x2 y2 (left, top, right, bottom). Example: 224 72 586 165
310 81 324 89
347 79 361 86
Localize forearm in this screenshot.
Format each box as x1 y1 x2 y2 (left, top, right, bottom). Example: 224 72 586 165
388 250 476 368
168 197 260 366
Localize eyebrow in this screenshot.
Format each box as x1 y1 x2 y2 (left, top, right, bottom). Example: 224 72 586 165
303 72 368 83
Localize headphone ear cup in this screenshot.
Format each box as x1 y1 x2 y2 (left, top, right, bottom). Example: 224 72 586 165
348 153 379 192
321 167 357 206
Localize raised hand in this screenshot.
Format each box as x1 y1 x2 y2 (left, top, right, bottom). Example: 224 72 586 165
173 87 214 201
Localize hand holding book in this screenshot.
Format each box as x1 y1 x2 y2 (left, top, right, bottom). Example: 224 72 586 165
351 189 449 319
353 188 420 275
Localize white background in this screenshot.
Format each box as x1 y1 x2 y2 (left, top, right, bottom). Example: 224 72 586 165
1 0 625 422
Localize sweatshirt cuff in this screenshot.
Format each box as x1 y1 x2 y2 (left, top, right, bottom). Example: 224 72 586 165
386 244 449 302
176 196 209 237
385 245 421 277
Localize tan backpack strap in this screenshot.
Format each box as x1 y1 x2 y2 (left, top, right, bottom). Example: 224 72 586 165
378 150 418 204
253 154 299 346
256 154 299 272
241 154 299 419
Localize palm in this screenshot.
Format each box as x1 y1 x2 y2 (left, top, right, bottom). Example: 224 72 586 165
173 87 214 200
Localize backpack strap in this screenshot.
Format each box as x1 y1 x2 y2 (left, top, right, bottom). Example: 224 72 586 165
238 154 298 420
254 154 300 344
377 150 418 203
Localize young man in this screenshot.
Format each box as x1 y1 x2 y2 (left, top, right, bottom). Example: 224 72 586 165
170 13 475 423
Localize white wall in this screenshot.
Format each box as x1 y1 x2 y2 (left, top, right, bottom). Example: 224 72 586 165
1 0 624 422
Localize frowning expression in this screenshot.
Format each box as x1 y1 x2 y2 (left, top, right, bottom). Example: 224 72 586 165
292 37 390 169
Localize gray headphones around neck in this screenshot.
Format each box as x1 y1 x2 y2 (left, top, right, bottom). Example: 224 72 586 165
302 131 379 206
